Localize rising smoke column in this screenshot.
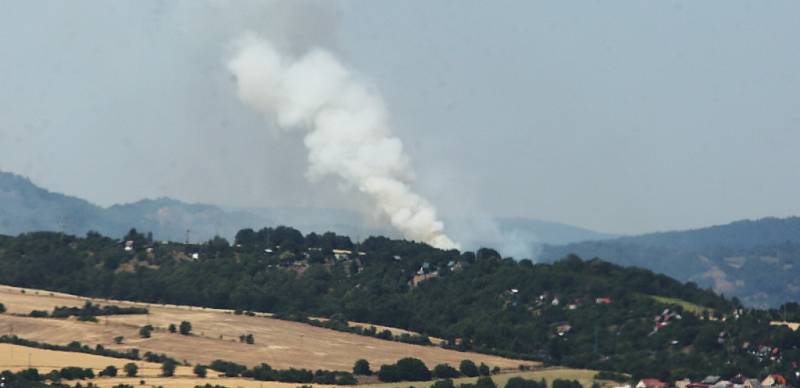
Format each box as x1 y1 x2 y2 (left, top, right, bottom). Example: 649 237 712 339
227 33 459 250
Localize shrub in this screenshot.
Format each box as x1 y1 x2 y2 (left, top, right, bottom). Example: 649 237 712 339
479 363 491 376
475 377 497 388
168 323 177 333
99 365 118 377
124 363 138 377
113 336 124 344
179 321 192 335
209 359 247 377
459 360 479 377
162 359 177 377
353 359 372 375
553 379 583 388
377 364 400 382
193 365 208 378
139 325 154 338
505 377 547 388
432 379 456 388
378 358 431 382
433 363 461 379
0 303 5 313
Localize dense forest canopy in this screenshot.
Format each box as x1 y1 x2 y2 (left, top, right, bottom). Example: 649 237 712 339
0 228 798 382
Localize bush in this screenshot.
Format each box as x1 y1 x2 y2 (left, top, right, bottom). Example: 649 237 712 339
353 359 372 375
209 359 247 377
139 325 154 338
99 365 118 377
194 365 208 378
475 377 497 388
162 359 178 377
506 377 547 388
377 364 400 382
179 321 192 335
113 336 124 344
124 363 138 377
433 363 461 379
376 358 431 382
479 363 491 376
0 303 5 313
553 379 583 388
168 323 177 333
432 379 456 388
460 360 480 377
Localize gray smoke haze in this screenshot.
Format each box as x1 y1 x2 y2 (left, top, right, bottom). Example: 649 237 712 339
227 33 459 250
1 1 799 243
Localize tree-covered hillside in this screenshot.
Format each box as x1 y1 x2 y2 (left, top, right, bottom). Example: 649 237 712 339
0 228 798 382
541 217 800 307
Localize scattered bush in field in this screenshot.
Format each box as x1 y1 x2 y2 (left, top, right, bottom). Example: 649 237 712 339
194 364 208 378
353 359 372 375
99 365 118 377
123 362 138 377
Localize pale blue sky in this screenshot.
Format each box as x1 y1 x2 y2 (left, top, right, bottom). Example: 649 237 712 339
0 1 798 235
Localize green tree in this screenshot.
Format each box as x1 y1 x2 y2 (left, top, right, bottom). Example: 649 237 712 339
99 365 117 377
460 360 479 377
479 363 491 376
433 363 460 379
475 376 497 388
179 321 192 335
139 325 153 338
123 363 138 377
0 303 6 313
168 323 176 333
353 359 372 375
193 365 208 378
162 360 177 377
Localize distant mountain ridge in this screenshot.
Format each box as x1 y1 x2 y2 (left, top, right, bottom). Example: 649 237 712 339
541 217 800 307
0 171 612 248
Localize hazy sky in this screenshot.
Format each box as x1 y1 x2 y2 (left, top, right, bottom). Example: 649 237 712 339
0 1 798 235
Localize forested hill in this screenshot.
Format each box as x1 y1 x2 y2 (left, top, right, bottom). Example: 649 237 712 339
0 228 799 382
540 217 800 307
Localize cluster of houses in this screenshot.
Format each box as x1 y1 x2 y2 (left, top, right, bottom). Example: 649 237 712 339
530 292 614 310
649 308 683 335
632 374 794 388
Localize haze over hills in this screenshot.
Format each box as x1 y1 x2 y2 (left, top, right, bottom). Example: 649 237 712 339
5 170 800 307
541 217 800 307
0 170 613 248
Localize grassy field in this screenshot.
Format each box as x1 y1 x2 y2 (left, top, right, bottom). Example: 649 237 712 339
0 284 535 373
0 343 331 388
646 295 710 314
362 367 609 388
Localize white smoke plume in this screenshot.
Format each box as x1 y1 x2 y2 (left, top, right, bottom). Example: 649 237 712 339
227 33 459 250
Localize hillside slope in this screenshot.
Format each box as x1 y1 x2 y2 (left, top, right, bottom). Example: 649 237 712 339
0 229 797 382
541 217 800 307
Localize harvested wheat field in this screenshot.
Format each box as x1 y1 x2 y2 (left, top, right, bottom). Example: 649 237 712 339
0 285 536 373
0 343 332 388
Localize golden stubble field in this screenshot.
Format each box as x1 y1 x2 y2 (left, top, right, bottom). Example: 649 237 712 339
0 285 536 373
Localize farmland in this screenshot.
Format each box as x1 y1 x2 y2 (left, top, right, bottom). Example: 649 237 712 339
0 284 534 374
